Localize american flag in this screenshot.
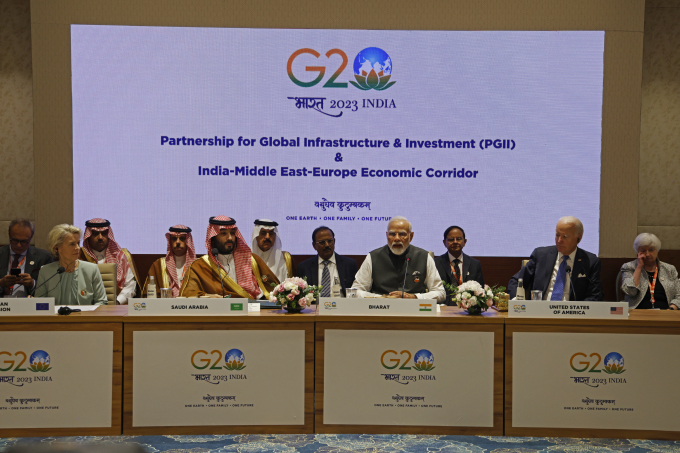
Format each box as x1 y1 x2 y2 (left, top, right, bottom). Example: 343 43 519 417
610 307 623 315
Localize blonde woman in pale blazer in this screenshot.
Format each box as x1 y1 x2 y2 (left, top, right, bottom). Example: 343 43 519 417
620 233 680 309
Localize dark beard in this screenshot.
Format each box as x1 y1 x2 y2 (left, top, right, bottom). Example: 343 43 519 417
211 237 236 255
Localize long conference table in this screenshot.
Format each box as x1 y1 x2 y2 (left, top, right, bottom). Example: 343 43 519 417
1 305 679 439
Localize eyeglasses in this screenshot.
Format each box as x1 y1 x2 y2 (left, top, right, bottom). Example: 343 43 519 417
314 239 335 246
9 238 30 246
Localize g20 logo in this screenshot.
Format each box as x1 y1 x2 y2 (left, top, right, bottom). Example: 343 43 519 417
381 349 435 371
570 352 625 375
288 47 396 91
0 350 51 372
191 349 246 371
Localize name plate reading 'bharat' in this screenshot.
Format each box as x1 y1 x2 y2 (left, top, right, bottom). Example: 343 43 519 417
508 301 628 319
127 298 249 316
318 298 438 316
0 298 54 316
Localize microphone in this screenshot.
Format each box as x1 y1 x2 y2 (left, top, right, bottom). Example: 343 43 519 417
401 258 411 299
32 266 65 296
566 265 576 301
211 248 227 299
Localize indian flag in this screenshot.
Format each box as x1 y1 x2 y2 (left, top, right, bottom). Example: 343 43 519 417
419 303 432 312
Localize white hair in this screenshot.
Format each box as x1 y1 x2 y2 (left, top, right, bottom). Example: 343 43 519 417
387 216 412 233
633 233 661 253
557 216 584 236
47 224 81 260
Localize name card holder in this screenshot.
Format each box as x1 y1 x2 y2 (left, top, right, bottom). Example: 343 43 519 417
508 301 629 319
0 298 55 316
318 297 438 316
128 298 249 316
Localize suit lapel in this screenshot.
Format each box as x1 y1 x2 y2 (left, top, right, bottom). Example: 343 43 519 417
539 247 558 292
439 253 454 282
24 247 37 277
462 253 472 282
335 255 344 289
0 247 9 276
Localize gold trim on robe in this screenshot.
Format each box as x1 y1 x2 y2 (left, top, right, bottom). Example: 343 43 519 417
159 258 170 289
200 255 251 299
283 251 294 278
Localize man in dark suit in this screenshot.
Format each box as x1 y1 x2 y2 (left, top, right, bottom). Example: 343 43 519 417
508 216 603 301
297 226 358 300
434 226 484 305
0 219 53 297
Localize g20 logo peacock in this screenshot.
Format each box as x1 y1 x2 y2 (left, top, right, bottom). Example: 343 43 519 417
0 350 51 372
288 47 396 91
381 349 435 371
191 349 246 371
570 352 625 375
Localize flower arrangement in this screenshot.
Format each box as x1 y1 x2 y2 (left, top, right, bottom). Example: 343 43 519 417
269 277 320 311
444 280 494 315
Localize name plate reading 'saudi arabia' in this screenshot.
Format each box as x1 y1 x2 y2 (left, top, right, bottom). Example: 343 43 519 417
508 301 628 319
127 298 249 316
0 298 54 316
318 298 438 316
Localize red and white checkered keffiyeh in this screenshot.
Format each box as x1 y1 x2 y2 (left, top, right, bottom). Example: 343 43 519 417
165 225 196 297
204 216 259 299
82 218 130 289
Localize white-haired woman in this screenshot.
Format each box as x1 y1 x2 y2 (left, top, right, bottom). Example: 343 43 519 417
34 224 107 305
620 233 680 309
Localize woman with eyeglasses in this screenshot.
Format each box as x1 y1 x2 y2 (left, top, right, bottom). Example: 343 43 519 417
34 224 107 305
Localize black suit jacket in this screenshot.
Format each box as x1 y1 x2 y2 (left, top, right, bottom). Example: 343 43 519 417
0 245 54 297
434 252 485 305
507 246 603 301
297 253 358 299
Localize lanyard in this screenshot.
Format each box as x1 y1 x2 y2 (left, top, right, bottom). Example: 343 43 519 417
450 261 462 285
12 255 26 269
649 266 659 305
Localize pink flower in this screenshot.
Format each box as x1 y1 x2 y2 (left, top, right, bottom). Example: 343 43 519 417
291 288 300 296
298 281 307 289
486 300 493 307
278 284 285 292
286 293 295 301
299 298 307 307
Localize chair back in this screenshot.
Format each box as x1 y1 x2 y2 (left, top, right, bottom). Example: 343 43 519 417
97 263 118 305
522 259 530 267
615 269 624 302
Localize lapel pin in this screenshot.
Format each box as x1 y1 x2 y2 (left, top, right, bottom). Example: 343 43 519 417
30 261 34 265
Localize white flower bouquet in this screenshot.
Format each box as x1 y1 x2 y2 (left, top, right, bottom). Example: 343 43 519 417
269 277 320 312
451 280 494 315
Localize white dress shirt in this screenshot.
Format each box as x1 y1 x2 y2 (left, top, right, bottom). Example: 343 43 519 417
175 255 186 285
318 253 340 292
544 249 577 301
6 250 28 297
352 251 446 302
93 249 136 304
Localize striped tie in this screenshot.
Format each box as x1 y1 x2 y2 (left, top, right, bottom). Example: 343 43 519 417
551 256 569 301
321 260 331 297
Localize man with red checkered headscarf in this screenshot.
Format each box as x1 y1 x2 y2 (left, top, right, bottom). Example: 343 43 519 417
143 225 197 298
181 216 277 299
79 218 140 304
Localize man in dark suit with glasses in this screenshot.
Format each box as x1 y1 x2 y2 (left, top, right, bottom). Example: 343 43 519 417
1 219 53 297
297 226 358 300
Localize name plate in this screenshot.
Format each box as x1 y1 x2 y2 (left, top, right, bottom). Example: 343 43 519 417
318 297 438 316
0 298 54 316
508 301 628 319
127 298 249 316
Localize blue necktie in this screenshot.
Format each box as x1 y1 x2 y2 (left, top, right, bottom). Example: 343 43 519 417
551 256 569 301
321 260 331 297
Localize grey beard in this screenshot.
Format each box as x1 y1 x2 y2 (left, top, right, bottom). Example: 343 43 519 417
388 243 407 255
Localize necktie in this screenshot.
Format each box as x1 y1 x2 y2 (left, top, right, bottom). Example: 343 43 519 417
550 256 569 301
451 259 462 285
321 260 331 297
